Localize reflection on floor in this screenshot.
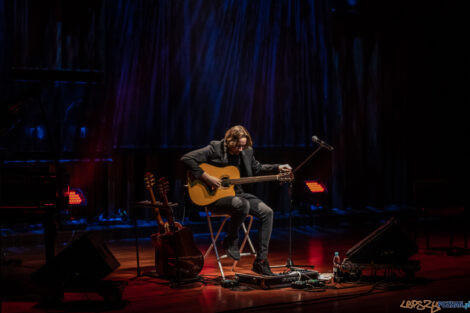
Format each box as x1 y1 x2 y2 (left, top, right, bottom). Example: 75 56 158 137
1 220 469 313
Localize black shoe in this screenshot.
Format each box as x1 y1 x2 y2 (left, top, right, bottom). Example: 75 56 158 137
222 237 240 260
252 258 276 276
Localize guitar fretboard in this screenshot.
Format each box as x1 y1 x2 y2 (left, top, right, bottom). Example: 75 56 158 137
228 175 280 185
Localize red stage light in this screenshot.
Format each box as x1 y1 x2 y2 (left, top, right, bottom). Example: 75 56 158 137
305 180 326 193
67 189 86 205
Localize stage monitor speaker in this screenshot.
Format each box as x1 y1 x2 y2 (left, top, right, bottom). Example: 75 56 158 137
32 231 120 287
346 217 417 264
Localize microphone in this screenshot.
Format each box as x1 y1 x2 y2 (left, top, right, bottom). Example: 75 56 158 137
312 136 334 151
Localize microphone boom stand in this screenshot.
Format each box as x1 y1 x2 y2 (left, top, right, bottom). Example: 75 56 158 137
272 144 328 271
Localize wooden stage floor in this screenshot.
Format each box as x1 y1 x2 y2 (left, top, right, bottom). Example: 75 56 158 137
1 222 469 313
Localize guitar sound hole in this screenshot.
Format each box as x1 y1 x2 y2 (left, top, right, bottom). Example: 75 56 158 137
220 176 230 188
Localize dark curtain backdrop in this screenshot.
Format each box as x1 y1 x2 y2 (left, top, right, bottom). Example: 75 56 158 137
104 0 333 149
0 0 467 211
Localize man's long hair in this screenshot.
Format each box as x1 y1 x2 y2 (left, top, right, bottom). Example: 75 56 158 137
224 125 253 149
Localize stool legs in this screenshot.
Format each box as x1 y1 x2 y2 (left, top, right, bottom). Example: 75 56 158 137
232 215 256 270
204 208 257 279
205 212 229 280
204 215 229 259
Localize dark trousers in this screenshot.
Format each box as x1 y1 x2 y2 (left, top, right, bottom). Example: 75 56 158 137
210 193 273 260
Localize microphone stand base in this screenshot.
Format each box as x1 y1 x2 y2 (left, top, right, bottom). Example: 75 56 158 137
271 258 315 270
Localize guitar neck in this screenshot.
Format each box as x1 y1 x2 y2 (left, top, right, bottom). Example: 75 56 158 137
148 189 166 229
161 195 176 227
228 174 280 185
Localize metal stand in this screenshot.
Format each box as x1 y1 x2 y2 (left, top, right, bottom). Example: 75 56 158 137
129 203 147 280
131 201 169 279
133 206 142 278
272 141 333 271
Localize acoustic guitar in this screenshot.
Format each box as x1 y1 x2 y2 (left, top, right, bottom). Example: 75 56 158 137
144 173 204 279
186 163 294 206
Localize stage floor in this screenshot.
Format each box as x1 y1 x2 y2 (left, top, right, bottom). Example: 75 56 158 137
1 222 469 313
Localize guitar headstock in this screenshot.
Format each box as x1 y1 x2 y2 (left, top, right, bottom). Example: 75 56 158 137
279 171 294 182
157 177 170 199
144 172 156 190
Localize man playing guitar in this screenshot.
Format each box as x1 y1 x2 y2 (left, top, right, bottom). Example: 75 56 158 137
181 125 292 276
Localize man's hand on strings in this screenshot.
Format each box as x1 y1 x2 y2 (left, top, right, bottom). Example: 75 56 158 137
201 172 221 190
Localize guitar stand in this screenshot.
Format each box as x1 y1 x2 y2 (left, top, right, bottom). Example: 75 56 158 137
130 203 144 280
130 201 176 280
131 201 206 287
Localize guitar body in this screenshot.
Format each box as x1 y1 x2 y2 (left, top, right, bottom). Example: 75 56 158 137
152 225 204 279
186 163 293 206
187 163 239 206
